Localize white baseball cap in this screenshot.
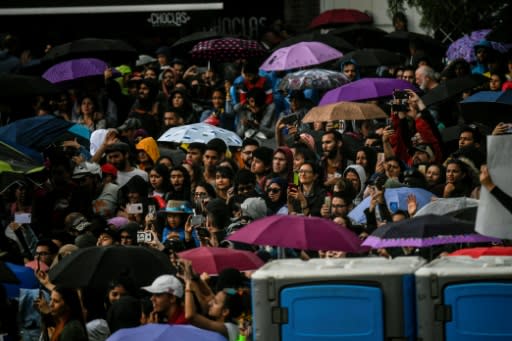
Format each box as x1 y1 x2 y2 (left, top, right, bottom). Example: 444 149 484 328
141 275 183 298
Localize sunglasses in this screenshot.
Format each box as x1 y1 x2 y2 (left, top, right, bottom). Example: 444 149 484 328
267 188 281 194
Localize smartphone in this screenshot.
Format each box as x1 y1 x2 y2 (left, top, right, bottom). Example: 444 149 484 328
136 231 153 243
191 214 205 227
324 195 331 210
148 205 156 215
377 152 385 164
14 213 32 224
418 164 427 175
127 203 143 214
293 172 299 186
288 183 298 191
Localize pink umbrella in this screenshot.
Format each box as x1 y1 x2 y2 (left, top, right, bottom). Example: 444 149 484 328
178 247 264 275
260 42 343 72
227 215 367 253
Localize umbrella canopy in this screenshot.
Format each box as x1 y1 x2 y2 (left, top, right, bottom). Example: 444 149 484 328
446 29 511 63
0 261 20 284
348 187 434 224
302 101 387 123
338 48 404 67
260 42 343 72
319 77 418 105
421 74 489 107
172 30 231 50
459 90 512 127
42 58 119 86
178 247 264 275
362 214 501 248
0 115 90 151
227 215 366 252
309 9 372 29
415 197 479 217
0 139 44 193
107 323 227 341
42 38 137 64
384 31 446 54
278 69 350 91
158 123 242 147
330 24 388 49
190 38 266 62
272 32 355 52
449 246 512 258
0 74 61 98
48 245 175 290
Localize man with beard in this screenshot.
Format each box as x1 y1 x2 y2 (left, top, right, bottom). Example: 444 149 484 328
71 162 120 219
320 130 352 188
105 142 148 187
128 78 164 138
415 65 438 92
239 138 259 170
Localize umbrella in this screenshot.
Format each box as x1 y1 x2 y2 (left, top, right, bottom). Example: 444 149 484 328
384 31 446 54
0 261 20 284
361 214 501 248
446 29 511 63
330 24 388 49
158 123 242 147
0 115 90 151
459 90 512 127
272 32 355 52
415 197 479 217
227 215 367 252
309 9 373 29
0 74 61 98
42 38 138 64
49 245 175 290
172 31 236 51
421 74 489 106
447 206 478 222
260 42 343 72
42 58 120 86
278 69 350 91
302 101 387 123
338 48 404 67
348 187 434 224
190 38 266 62
319 77 419 105
107 323 227 341
0 139 44 193
177 247 264 275
449 246 512 258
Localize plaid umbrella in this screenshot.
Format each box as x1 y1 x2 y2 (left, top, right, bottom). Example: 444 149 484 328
190 38 266 62
446 29 511 63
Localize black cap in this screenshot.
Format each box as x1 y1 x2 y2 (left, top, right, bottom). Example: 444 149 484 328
105 142 130 154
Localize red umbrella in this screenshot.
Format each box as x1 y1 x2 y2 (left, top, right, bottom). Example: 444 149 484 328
310 9 373 29
227 215 367 253
178 247 264 275
449 246 512 258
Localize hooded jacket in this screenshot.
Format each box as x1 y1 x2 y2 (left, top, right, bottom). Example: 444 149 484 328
343 164 367 205
136 137 160 165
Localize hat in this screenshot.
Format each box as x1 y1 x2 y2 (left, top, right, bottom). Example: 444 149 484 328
161 200 193 214
241 197 267 220
133 128 149 140
105 142 130 155
136 54 157 67
71 216 92 232
101 163 118 179
115 65 132 76
155 46 171 57
118 118 142 132
72 162 102 179
252 146 274 166
141 274 183 297
411 144 434 160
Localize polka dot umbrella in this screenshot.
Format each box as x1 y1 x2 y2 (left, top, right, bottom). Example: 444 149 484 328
190 37 267 62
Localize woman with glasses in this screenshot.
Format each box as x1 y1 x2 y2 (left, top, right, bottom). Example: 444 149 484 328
264 177 288 215
287 161 326 217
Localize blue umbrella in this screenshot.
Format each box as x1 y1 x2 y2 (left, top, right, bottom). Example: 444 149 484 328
348 187 434 224
106 324 228 341
460 90 512 127
0 115 90 151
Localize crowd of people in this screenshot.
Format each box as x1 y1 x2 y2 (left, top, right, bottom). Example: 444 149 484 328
1 11 512 341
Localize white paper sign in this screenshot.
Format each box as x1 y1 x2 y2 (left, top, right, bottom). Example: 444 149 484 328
475 135 512 239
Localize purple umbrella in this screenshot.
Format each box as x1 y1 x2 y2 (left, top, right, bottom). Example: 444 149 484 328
361 214 501 248
42 58 119 85
106 324 227 341
260 42 343 72
227 215 367 253
446 29 512 63
319 77 419 105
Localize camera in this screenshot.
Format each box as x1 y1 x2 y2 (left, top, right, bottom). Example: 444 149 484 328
164 239 186 253
126 203 143 214
190 214 205 227
281 113 299 126
136 231 153 243
391 89 409 112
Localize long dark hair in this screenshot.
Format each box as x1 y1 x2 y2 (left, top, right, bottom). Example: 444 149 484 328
53 286 86 327
167 165 192 202
150 163 172 193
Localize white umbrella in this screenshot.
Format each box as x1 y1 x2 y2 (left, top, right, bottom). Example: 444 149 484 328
158 123 242 147
414 197 479 217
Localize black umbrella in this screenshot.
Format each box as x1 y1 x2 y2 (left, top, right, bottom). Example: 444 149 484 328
384 31 446 54
460 90 512 127
421 74 489 106
0 74 61 99
42 38 138 65
338 48 404 67
0 261 20 284
272 31 355 53
172 31 237 52
330 24 388 49
49 245 175 290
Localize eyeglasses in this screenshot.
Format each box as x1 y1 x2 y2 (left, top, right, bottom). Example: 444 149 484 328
298 169 313 174
332 204 348 208
35 252 50 256
267 188 281 194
